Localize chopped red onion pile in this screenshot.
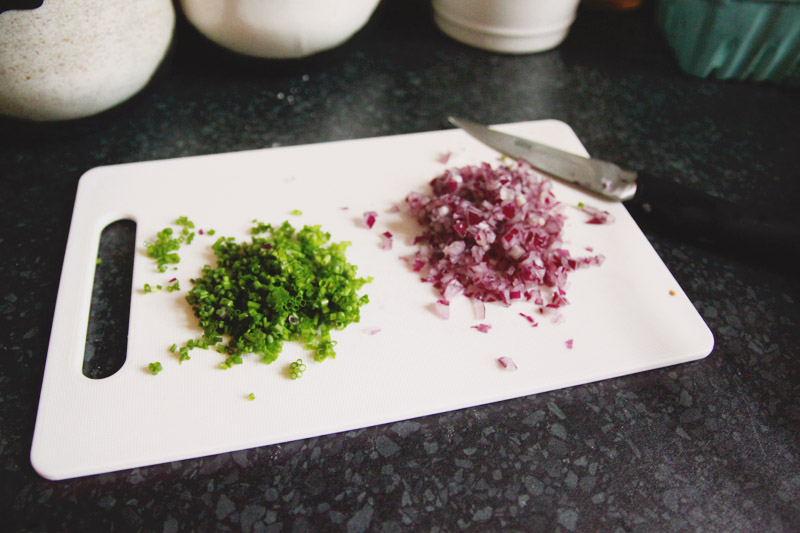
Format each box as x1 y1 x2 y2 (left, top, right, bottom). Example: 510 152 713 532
406 160 604 310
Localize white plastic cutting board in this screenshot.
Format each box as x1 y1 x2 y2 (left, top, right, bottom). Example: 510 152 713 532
31 120 714 480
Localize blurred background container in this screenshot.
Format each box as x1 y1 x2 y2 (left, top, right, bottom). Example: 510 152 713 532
432 0 582 54
657 0 800 83
179 0 382 59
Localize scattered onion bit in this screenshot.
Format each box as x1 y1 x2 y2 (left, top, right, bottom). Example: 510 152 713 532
437 151 452 164
406 161 604 309
369 328 382 335
497 356 517 371
577 202 615 224
381 231 393 250
435 299 450 319
471 324 491 333
519 313 538 327
565 338 574 349
363 210 377 229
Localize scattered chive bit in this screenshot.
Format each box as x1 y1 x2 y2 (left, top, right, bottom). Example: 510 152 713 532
178 346 190 364
208 229 216 236
291 209 303 216
166 280 181 292
181 220 371 367
145 217 195 273
144 283 152 294
289 359 307 379
578 201 585 208
247 392 256 401
96 258 102 265
148 362 163 375
156 285 163 290
169 343 177 353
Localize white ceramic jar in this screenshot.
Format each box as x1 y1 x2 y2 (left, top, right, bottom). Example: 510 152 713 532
0 0 175 121
432 0 581 54
179 0 382 59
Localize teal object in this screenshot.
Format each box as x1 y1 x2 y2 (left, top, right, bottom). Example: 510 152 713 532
657 0 800 83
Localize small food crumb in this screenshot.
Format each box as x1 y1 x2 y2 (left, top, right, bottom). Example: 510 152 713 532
519 313 538 327
669 290 676 296
435 299 450 319
498 356 517 371
381 231 393 250
363 210 377 229
289 359 307 380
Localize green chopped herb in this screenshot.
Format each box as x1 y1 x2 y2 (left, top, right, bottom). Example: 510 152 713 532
166 280 181 292
176 216 195 230
578 201 585 208
169 343 177 353
156 285 163 290
181 220 371 366
247 392 256 400
291 209 303 216
96 258 102 265
289 359 307 380
148 362 163 375
144 283 152 294
145 217 195 272
208 229 216 236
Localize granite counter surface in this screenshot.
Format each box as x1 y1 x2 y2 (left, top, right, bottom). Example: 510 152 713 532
2 1 799 531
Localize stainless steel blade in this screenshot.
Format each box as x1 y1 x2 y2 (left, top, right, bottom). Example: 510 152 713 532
449 117 637 201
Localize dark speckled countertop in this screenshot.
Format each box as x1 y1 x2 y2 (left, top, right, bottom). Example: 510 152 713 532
2 1 799 531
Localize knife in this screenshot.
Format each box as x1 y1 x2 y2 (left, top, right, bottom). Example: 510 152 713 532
449 117 798 264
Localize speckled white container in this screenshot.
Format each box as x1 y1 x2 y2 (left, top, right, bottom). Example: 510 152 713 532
0 0 175 121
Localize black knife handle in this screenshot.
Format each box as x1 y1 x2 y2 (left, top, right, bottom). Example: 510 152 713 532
624 170 799 264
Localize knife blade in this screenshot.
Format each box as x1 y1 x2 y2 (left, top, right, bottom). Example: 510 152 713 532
449 117 799 266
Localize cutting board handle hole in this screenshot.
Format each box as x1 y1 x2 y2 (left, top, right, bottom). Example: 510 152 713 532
83 219 136 379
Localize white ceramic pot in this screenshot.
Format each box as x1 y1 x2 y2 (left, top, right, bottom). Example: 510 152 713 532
180 0 382 59
432 0 580 54
0 0 175 121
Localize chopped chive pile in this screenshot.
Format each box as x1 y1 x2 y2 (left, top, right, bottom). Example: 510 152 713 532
181 220 371 366
148 362 163 375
